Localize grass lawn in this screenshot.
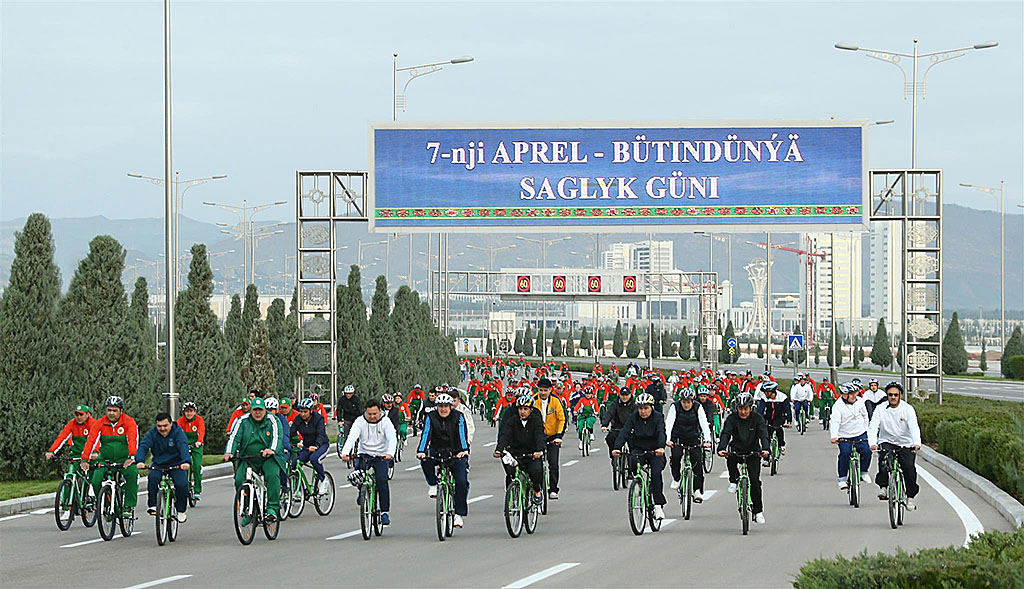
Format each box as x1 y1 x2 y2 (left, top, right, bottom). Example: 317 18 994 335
0 480 60 502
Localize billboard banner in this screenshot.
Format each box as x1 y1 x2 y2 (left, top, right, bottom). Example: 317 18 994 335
369 121 867 233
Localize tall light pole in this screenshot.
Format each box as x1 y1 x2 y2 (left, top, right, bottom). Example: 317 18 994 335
960 182 1006 352
466 243 516 272
204 200 286 288
835 40 998 168
161 0 175 417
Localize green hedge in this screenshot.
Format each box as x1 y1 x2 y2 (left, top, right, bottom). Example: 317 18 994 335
793 526 1024 588
912 394 1024 503
1009 355 1024 380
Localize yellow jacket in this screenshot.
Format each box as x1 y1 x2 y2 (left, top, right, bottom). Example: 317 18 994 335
533 395 567 438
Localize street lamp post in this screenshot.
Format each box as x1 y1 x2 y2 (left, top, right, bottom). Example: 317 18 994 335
205 200 286 288
516 236 571 362
960 182 1006 352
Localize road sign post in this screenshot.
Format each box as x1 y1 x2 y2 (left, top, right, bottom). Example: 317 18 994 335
787 334 804 380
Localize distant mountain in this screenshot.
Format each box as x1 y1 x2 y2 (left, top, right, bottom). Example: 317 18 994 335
1 204 1021 312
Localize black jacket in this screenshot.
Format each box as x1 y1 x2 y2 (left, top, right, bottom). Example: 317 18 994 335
614 409 666 452
601 398 636 431
759 398 791 428
717 411 770 455
385 407 403 431
417 410 470 455
291 413 329 448
337 394 363 423
496 409 545 456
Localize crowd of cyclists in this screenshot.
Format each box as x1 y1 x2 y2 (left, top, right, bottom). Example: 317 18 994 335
43 354 922 541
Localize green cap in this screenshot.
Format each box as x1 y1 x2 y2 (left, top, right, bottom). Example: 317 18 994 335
279 397 292 407
250 397 266 410
74 404 91 414
241 397 251 405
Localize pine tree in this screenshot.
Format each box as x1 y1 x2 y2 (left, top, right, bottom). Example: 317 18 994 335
127 277 160 421
0 214 64 479
565 328 575 358
242 318 277 394
579 327 591 354
550 326 563 357
514 331 524 355
661 329 673 357
486 337 494 356
237 284 260 362
813 343 821 365
389 286 425 391
1001 326 1023 378
826 326 842 367
174 245 243 451
336 266 383 399
266 298 299 398
523 325 534 356
613 320 625 357
369 276 399 391
942 312 968 375
781 333 790 366
870 318 892 368
756 341 764 359
678 327 690 360
648 324 660 359
282 288 307 396
534 324 545 357
596 328 605 357
626 324 641 359
979 339 988 372
224 294 243 366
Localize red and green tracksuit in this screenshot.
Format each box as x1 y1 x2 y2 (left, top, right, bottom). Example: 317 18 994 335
81 415 139 510
227 414 284 517
573 397 599 436
49 417 98 475
176 414 205 494
225 406 249 433
816 382 838 418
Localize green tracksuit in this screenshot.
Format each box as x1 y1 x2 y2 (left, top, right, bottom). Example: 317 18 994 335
227 414 284 516
83 415 139 511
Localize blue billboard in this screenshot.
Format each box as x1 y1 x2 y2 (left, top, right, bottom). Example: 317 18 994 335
369 121 867 233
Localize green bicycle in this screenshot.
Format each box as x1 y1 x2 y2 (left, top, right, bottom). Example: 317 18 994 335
796 403 808 435
577 418 592 457
882 447 907 529
723 452 756 535
841 438 862 508
768 427 782 477
92 461 135 541
702 430 716 474
53 456 96 531
431 451 457 542
285 457 335 518
502 452 541 538
351 455 384 540
186 444 200 508
625 450 663 536
674 442 700 521
230 456 280 546
143 465 184 546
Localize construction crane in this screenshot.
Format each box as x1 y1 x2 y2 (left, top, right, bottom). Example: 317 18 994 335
746 238 826 348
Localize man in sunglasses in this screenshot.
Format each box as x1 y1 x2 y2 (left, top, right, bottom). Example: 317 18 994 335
868 382 921 511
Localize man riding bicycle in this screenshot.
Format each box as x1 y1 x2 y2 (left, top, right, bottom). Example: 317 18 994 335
224 397 284 522
665 389 711 502
337 385 364 438
573 387 600 450
601 387 636 459
717 392 770 524
341 399 397 526
417 393 471 529
868 382 921 510
46 403 96 472
291 398 330 495
131 412 191 523
533 378 566 500
790 374 814 423
612 393 667 521
175 402 205 502
80 396 139 519
830 383 872 491
758 382 791 461
493 395 546 506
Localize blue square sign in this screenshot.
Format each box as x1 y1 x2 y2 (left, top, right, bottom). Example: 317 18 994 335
787 334 804 351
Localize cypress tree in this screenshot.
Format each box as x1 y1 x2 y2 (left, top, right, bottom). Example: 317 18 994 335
626 324 641 359
756 341 764 359
596 327 605 357
579 327 591 354
486 336 494 356
1001 326 1023 378
813 343 821 365
565 328 575 358
678 327 690 360
127 277 160 420
237 284 260 362
0 214 63 479
389 286 422 391
870 319 892 369
242 318 276 394
534 324 545 357
979 339 988 372
550 326 562 357
523 325 534 356
266 299 294 397
896 332 905 368
942 312 968 375
613 320 625 357
514 330 524 355
369 276 399 391
826 326 842 367
661 329 673 357
175 244 243 451
782 333 790 366
336 266 383 399
224 294 243 364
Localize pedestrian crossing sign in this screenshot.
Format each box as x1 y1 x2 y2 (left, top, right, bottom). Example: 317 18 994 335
787 334 804 351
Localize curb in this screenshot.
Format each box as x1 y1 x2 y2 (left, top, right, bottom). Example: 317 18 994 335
0 462 234 517
918 445 1024 528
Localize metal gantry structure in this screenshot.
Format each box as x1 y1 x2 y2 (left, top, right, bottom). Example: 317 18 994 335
870 169 943 402
295 171 369 412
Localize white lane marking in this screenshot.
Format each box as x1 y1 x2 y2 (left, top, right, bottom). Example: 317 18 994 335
702 490 718 502
0 514 31 522
204 475 233 482
123 575 193 589
405 466 421 471
503 563 581 589
340 484 352 489
660 518 678 528
31 508 54 515
61 533 124 548
467 494 493 504
918 465 984 547
719 471 729 479
326 530 361 540
484 441 497 447
563 460 579 467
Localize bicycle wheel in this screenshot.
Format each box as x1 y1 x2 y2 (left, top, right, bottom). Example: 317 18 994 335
611 456 621 491
373 504 384 537
541 463 549 516
648 497 662 532
524 498 539 535
896 471 906 526
628 479 646 536
683 468 693 521
703 445 714 474
739 478 750 536
888 476 898 530
314 471 335 516
771 455 778 477
435 483 447 542
850 473 860 508
55 479 75 531
168 491 178 543
97 484 116 541
156 489 168 546
263 497 280 541
360 486 373 540
80 481 97 528
445 490 455 538
287 470 305 518
396 442 403 464
116 488 133 538
188 469 197 508
388 459 395 480
233 484 256 545
504 480 523 538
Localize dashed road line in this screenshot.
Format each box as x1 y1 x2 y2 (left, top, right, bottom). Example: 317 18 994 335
503 563 581 589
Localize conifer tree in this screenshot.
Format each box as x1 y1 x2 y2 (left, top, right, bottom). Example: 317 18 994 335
335 266 383 398
678 327 690 360
626 324 641 358
870 318 892 368
942 312 968 375
579 327 591 354
550 326 563 357
613 320 625 357
242 318 276 394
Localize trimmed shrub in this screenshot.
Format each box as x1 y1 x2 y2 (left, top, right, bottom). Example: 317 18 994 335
1009 355 1024 380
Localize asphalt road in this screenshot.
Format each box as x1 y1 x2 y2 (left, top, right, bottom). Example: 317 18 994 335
0 407 1013 589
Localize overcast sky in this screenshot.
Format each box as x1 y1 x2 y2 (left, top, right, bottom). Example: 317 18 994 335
2 1 1021 225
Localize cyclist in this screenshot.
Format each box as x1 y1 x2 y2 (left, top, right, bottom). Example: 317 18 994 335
601 387 636 459
573 387 600 451
493 394 546 506
864 378 885 420
665 389 711 502
645 375 667 414
829 383 872 491
534 378 567 500
175 402 205 502
758 382 791 460
717 392 770 524
279 397 298 425
790 374 814 423
341 399 397 526
310 393 328 426
225 396 251 433
408 385 426 433
450 392 476 449
224 397 284 522
292 398 330 495
265 398 292 495
417 393 471 528
337 384 364 435
80 396 140 518
612 393 667 520
868 382 921 510
394 393 412 445
816 376 838 421
46 404 96 472
382 394 403 438
696 387 723 436
492 386 519 431
131 412 191 523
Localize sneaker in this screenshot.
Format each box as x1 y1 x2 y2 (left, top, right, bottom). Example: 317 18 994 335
122 510 134 520
693 491 703 503
454 514 464 528
427 485 437 498
781 446 786 455
532 492 543 505
861 473 871 483
549 491 558 500
653 505 665 520
578 441 583 451
753 512 766 524
176 512 187 524
317 478 330 495
878 491 889 501
381 512 390 526
193 493 201 503
762 459 770 467
907 498 917 511
265 511 277 523
670 479 681 490
838 480 849 490
728 483 737 494
147 508 157 516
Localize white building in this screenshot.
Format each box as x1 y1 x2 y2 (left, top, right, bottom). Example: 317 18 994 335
806 232 862 337
600 240 674 272
869 222 902 334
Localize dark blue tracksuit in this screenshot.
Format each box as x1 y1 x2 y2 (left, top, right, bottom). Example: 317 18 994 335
136 423 192 513
291 413 329 482
275 413 292 490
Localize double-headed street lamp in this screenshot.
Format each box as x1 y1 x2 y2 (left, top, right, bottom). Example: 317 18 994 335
466 243 516 272
205 199 287 288
960 181 1006 352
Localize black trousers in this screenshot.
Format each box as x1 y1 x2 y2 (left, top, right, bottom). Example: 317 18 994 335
503 457 544 493
875 442 920 498
726 454 764 515
545 438 560 493
627 453 667 506
669 443 705 493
